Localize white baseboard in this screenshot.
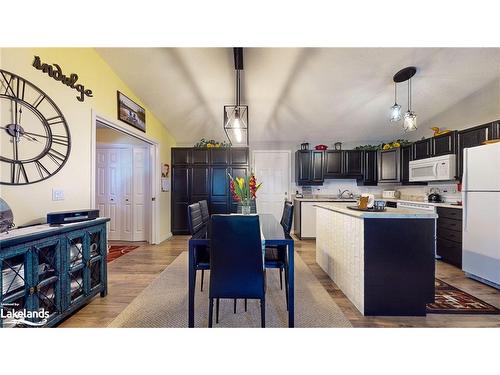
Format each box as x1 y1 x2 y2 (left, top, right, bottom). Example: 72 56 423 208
156 232 172 244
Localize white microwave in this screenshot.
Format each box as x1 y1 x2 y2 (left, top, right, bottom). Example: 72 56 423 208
409 154 456 182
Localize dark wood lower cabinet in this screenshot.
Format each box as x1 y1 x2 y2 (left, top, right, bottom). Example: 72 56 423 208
436 207 463 268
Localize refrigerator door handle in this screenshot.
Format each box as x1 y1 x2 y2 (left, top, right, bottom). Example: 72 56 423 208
463 148 467 231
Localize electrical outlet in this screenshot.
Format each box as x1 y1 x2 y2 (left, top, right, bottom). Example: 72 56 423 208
52 189 64 201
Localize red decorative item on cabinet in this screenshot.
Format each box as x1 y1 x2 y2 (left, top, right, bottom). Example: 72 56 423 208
315 144 328 151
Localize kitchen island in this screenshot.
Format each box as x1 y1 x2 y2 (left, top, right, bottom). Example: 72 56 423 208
315 203 437 316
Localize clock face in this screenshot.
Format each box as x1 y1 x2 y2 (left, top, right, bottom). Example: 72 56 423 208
0 69 71 185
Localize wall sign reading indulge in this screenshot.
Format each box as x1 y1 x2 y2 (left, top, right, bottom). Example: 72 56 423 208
32 55 93 102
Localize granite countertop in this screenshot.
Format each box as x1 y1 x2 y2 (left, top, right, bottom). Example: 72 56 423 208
293 195 462 209
314 203 438 219
294 197 357 202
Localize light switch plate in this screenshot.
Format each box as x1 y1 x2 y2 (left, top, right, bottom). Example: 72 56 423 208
52 188 65 201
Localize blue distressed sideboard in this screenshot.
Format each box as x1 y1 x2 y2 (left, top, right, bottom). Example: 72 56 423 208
0 218 110 328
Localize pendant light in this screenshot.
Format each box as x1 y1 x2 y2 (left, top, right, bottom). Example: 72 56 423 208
403 76 417 132
224 47 249 146
389 82 402 122
391 66 417 132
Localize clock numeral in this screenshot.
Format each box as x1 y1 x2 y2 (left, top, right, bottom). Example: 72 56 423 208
1 71 16 97
51 134 69 147
33 93 46 109
11 162 29 184
47 148 66 166
46 115 65 126
16 77 26 101
34 160 50 179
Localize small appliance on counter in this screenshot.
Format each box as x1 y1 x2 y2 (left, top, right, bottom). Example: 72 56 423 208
427 188 442 203
47 209 100 225
382 190 400 199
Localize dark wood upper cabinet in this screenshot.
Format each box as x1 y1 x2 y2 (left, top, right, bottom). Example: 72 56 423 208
210 148 229 165
295 150 324 185
311 151 324 182
209 167 230 214
230 148 249 165
412 138 432 160
296 150 312 184
378 148 400 183
343 150 363 177
492 121 500 139
190 166 210 199
172 148 191 165
192 149 209 164
362 150 377 185
432 131 456 157
400 145 412 184
456 122 492 180
324 150 343 177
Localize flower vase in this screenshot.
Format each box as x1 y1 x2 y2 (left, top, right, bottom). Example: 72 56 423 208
241 205 251 215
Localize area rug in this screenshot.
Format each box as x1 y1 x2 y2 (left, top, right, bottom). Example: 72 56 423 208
108 252 352 328
107 245 140 263
427 279 500 314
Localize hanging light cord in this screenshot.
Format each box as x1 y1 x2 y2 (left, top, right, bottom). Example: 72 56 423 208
394 82 397 104
235 70 241 108
407 77 411 112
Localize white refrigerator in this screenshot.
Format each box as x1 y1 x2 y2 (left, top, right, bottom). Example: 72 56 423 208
462 141 500 289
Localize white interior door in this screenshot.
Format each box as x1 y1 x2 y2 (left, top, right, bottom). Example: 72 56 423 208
96 148 121 240
252 151 290 221
120 148 133 241
132 147 148 241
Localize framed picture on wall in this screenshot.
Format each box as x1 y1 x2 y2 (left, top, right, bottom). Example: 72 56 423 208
117 91 146 132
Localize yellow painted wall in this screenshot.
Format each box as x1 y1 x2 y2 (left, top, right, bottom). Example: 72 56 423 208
0 48 176 241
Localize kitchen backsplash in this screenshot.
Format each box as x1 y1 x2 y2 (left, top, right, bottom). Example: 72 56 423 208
292 180 461 203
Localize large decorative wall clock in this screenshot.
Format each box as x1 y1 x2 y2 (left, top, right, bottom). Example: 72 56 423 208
0 69 71 185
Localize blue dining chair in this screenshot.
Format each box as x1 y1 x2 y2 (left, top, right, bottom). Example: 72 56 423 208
199 200 210 224
187 203 210 292
265 201 293 309
208 215 266 328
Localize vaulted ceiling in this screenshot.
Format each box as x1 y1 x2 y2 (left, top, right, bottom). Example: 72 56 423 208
97 48 500 146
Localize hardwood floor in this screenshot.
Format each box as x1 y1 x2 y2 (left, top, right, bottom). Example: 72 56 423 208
61 235 500 328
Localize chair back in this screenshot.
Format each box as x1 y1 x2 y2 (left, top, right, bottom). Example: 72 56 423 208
209 215 265 299
199 200 210 224
187 203 203 235
280 201 294 234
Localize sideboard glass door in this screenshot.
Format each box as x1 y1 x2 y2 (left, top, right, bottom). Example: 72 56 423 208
87 226 106 294
31 237 62 326
65 231 87 307
0 250 30 328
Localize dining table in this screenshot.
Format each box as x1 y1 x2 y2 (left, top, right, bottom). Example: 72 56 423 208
188 213 295 327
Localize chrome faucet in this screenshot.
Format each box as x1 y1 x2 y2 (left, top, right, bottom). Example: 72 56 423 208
338 189 353 199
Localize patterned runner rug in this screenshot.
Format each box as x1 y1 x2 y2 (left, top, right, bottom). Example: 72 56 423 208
107 245 140 263
427 279 500 314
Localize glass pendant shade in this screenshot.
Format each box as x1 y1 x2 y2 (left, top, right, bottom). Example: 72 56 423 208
390 103 402 122
403 111 418 132
223 105 248 146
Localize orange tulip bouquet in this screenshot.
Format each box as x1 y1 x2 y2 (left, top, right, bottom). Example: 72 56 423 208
228 173 262 214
